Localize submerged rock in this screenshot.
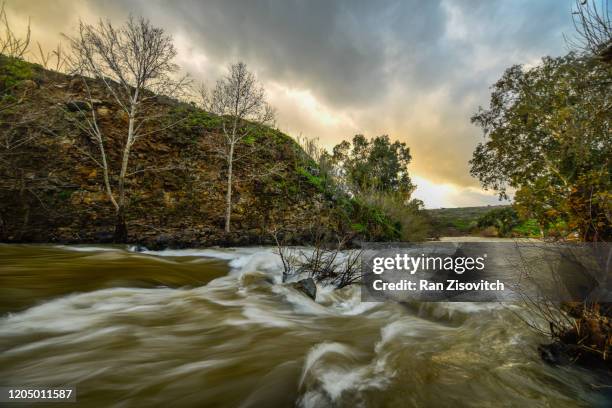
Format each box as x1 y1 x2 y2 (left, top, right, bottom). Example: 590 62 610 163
290 278 317 300
538 342 572 366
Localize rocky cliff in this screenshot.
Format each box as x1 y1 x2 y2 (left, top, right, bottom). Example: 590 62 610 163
0 56 398 247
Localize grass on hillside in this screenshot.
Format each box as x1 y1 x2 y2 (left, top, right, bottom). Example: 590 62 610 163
426 205 540 238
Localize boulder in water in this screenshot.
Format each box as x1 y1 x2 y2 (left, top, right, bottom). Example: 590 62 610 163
538 342 572 366
290 278 317 300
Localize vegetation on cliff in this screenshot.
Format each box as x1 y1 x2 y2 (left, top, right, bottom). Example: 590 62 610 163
0 53 416 246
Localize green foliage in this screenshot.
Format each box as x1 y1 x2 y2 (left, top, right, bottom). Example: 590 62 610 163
295 134 426 241
242 134 256 145
242 124 278 145
451 219 475 232
477 207 520 237
471 54 611 241
0 56 33 90
329 134 414 197
427 205 511 236
359 190 430 241
351 223 366 233
344 197 401 241
272 130 295 145
295 161 400 240
174 107 223 131
56 190 73 200
297 166 325 192
512 218 541 237
273 177 299 196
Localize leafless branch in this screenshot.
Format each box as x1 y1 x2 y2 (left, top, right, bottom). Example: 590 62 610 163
568 0 612 63
0 1 30 59
62 16 187 241
199 62 275 233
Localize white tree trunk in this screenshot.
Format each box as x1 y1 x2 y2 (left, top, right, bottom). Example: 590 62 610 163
115 95 138 241
98 137 118 212
225 142 234 233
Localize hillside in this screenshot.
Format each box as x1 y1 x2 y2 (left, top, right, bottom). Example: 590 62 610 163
426 205 510 237
0 56 397 247
426 205 543 238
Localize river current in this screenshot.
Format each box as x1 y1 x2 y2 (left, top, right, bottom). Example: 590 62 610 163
0 244 609 407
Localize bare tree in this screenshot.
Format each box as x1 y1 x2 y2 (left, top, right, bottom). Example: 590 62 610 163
65 16 188 242
0 1 30 59
569 0 612 63
200 62 275 233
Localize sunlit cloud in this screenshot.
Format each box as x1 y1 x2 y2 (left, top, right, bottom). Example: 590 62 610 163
412 176 510 209
265 82 360 148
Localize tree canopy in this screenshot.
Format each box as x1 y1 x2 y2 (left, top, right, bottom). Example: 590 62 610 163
470 53 611 240
328 134 414 199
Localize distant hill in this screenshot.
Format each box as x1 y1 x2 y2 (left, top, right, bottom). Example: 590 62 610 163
425 205 511 237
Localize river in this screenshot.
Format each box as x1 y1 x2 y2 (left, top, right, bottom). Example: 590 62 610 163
0 244 609 407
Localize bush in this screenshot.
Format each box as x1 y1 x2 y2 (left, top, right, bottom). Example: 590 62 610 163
0 56 34 90
517 245 611 368
295 136 429 242
477 207 520 237
272 226 362 289
513 218 542 237
359 190 430 241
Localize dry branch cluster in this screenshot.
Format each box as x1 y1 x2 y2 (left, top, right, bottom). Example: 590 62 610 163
272 226 362 289
515 243 612 366
570 0 612 63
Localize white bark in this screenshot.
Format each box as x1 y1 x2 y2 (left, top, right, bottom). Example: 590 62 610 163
225 141 234 233
66 17 184 241
201 62 275 233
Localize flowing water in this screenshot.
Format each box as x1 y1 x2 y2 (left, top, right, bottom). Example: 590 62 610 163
0 244 610 407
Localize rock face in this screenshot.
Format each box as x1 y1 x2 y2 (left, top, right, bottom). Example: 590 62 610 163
290 278 317 300
0 56 395 247
65 100 91 111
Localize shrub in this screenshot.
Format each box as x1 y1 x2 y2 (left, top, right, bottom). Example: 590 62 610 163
477 207 520 237
272 226 362 289
0 56 34 90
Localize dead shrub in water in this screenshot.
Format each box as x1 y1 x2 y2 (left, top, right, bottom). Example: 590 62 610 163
514 241 611 368
271 225 362 289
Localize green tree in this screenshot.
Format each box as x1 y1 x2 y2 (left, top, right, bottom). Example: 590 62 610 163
325 134 428 241
476 207 520 237
470 53 611 241
330 134 414 199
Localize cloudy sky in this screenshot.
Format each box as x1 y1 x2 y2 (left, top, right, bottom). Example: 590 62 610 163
7 0 578 207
